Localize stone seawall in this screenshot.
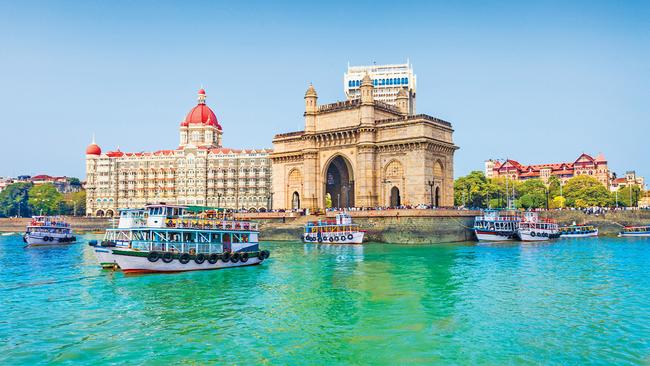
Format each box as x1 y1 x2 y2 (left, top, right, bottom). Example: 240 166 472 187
0 217 111 233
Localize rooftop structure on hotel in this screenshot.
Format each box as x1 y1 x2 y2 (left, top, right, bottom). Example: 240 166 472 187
344 61 416 114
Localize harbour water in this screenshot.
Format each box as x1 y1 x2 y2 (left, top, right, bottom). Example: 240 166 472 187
1 235 649 364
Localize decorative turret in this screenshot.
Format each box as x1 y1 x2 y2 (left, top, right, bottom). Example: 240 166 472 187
396 88 409 116
360 73 374 105
304 84 318 132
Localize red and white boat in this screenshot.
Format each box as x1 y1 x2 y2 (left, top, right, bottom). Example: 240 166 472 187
517 212 560 241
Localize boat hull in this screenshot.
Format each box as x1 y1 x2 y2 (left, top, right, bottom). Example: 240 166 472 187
112 250 266 273
25 233 76 246
560 230 599 238
618 232 650 237
302 232 365 244
518 229 560 241
474 230 516 241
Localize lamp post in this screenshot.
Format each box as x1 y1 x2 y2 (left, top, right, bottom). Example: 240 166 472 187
427 180 435 208
217 192 222 208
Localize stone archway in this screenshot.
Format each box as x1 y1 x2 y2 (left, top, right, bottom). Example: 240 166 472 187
390 186 401 207
95 209 105 217
435 186 440 207
324 155 354 208
292 191 300 209
105 209 115 217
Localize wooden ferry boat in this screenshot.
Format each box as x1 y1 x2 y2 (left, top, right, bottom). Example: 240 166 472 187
473 210 521 241
23 216 77 246
618 225 650 237
89 204 269 273
303 212 365 244
559 223 599 238
517 212 560 241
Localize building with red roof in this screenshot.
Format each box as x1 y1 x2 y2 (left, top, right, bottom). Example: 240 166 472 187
485 153 611 187
85 89 272 216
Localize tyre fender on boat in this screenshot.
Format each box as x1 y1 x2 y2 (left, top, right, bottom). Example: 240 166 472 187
179 253 191 264
44 236 50 242
147 251 160 262
328 237 334 243
531 232 536 237
240 252 249 263
317 237 323 243
334 236 339 242
221 252 231 263
347 234 353 240
194 253 206 264
231 252 240 263
161 252 174 263
208 253 218 264
340 236 346 242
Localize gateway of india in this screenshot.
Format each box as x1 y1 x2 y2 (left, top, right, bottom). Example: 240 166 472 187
272 62 458 210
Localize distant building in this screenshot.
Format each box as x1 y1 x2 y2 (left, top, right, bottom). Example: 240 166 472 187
85 89 272 217
30 175 82 194
0 175 81 194
486 153 611 186
610 171 646 191
344 61 417 114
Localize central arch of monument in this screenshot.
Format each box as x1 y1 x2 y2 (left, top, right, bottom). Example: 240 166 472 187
323 155 354 208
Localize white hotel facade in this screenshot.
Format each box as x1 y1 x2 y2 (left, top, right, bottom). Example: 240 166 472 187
85 89 272 216
344 61 417 114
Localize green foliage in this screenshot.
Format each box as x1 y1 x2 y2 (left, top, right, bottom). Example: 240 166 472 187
28 184 63 215
563 175 612 207
0 182 32 217
613 185 642 207
62 190 86 216
547 175 562 198
549 196 566 209
454 171 488 207
68 177 81 186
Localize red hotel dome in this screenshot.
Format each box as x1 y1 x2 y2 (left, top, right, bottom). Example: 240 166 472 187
181 89 222 130
86 141 101 155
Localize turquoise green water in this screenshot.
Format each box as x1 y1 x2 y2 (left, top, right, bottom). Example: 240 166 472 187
1 235 650 365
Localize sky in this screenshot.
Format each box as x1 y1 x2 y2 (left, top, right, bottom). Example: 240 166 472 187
0 0 648 180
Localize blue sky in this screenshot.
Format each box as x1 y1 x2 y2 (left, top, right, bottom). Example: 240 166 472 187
0 1 648 179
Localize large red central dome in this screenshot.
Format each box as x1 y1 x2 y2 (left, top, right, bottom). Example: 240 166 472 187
181 89 222 130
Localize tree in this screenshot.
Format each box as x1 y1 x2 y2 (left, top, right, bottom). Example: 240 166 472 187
549 196 566 209
516 179 547 209
454 171 488 207
62 190 86 216
547 175 562 198
67 177 81 186
614 185 642 207
28 184 63 215
0 182 32 217
563 175 611 207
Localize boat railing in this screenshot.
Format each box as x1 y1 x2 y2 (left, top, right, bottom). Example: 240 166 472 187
130 240 223 254
164 219 259 231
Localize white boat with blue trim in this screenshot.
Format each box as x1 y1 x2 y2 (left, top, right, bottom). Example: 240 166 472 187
89 204 269 273
303 212 365 244
24 216 77 246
